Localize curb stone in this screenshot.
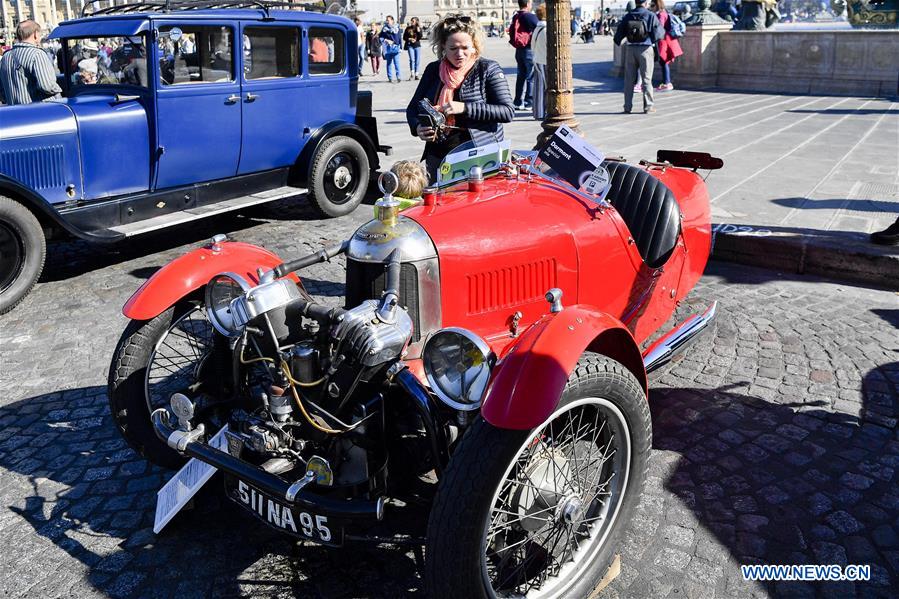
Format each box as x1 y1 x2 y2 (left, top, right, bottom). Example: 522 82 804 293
710 225 899 291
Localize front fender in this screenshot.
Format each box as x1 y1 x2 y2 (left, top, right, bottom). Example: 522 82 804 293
481 305 647 431
123 241 296 321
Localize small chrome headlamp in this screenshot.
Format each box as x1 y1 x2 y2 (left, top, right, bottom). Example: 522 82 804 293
423 327 495 411
205 272 252 337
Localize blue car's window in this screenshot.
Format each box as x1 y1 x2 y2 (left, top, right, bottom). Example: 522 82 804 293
244 27 299 80
63 36 149 89
308 27 344 76
158 25 233 85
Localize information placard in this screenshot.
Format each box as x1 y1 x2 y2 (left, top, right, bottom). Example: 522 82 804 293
537 126 607 195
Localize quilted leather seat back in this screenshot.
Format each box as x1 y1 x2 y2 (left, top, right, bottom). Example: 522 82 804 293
602 161 681 268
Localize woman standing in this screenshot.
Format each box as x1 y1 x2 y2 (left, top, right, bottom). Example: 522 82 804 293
403 17 423 80
530 4 547 120
379 15 403 83
406 14 515 182
651 0 683 91
366 22 382 76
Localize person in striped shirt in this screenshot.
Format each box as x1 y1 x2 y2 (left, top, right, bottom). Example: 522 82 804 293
0 21 62 105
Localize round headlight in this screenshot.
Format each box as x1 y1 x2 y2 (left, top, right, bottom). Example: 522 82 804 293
423 328 495 411
205 272 252 337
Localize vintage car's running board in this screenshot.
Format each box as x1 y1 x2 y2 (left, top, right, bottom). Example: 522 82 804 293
108 186 305 237
642 301 718 374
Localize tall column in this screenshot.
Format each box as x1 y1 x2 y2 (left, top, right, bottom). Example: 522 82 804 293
64 0 72 20
1 1 10 32
538 0 579 147
15 0 24 26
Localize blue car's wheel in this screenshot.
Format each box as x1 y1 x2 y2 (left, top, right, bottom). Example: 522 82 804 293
0 196 45 314
308 135 370 218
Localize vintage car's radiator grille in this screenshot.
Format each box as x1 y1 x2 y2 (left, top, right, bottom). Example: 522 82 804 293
0 145 66 190
345 260 422 342
467 258 557 315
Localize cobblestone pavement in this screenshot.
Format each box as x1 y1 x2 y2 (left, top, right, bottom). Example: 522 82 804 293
0 193 897 597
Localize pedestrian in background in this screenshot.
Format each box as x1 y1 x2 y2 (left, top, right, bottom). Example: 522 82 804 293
614 0 664 114
508 0 539 110
0 20 61 105
651 0 682 91
367 22 382 76
530 4 547 121
380 15 402 83
355 18 367 75
404 17 423 80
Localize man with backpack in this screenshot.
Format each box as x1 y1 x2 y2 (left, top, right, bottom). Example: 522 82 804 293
508 0 539 110
613 0 665 114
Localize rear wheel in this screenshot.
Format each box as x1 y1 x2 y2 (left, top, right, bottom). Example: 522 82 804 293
425 354 651 598
308 135 370 218
108 301 221 469
0 196 46 314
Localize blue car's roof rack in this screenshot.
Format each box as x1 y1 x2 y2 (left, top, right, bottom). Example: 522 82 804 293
80 0 334 18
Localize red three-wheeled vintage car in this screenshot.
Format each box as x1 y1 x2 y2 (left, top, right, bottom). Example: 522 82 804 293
108 142 720 597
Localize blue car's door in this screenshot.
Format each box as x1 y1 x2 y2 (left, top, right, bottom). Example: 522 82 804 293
236 22 308 175
153 22 241 189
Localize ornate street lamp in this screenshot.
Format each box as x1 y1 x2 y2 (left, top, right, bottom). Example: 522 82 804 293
538 0 579 147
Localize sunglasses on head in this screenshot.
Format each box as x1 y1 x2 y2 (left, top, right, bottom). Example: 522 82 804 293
443 14 473 25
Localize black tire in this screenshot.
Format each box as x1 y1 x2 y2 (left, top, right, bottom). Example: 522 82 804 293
307 135 370 218
0 196 46 315
108 301 217 469
425 353 652 599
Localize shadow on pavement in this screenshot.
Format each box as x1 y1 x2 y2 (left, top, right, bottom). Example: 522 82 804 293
0 389 422 597
649 365 898 596
772 197 899 213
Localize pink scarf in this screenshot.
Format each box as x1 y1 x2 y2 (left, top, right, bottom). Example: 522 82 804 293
438 55 477 125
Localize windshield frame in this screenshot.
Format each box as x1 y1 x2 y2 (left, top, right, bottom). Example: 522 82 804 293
62 33 151 96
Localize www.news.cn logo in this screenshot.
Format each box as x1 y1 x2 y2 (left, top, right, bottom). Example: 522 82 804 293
741 564 871 582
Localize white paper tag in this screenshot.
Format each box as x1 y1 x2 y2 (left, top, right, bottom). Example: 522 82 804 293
584 165 611 200
153 424 229 534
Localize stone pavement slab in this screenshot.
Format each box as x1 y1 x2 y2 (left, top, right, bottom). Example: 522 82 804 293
366 38 899 288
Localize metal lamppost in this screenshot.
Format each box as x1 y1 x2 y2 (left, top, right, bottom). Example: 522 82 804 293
537 0 579 147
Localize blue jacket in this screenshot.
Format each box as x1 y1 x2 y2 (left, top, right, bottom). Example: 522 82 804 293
379 23 402 52
613 7 665 47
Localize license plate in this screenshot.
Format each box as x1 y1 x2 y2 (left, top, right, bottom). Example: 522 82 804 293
224 475 343 546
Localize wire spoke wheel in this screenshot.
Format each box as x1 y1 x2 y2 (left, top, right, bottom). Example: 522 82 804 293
145 304 214 414
481 397 631 598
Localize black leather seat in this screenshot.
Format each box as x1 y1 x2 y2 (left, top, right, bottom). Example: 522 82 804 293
602 160 681 268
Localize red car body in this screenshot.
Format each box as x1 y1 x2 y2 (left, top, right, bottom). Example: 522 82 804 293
125 162 711 431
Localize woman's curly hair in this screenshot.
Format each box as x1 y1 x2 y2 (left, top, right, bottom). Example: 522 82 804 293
429 14 486 59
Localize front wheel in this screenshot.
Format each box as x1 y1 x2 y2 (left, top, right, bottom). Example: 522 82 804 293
108 300 222 469
425 353 651 599
0 196 46 314
307 135 370 218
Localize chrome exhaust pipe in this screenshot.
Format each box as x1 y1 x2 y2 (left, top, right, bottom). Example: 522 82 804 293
642 301 718 374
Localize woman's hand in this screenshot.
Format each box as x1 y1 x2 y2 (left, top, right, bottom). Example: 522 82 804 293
439 101 466 116
417 124 437 142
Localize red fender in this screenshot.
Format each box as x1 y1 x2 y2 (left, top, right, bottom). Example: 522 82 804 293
123 241 298 321
481 305 647 431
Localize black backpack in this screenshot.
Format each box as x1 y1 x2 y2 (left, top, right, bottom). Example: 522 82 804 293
625 18 648 44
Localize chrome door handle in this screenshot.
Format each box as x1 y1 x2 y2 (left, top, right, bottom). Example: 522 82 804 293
245 93 259 102
225 94 240 104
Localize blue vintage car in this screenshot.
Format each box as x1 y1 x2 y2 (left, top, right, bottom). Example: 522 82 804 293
0 1 388 313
